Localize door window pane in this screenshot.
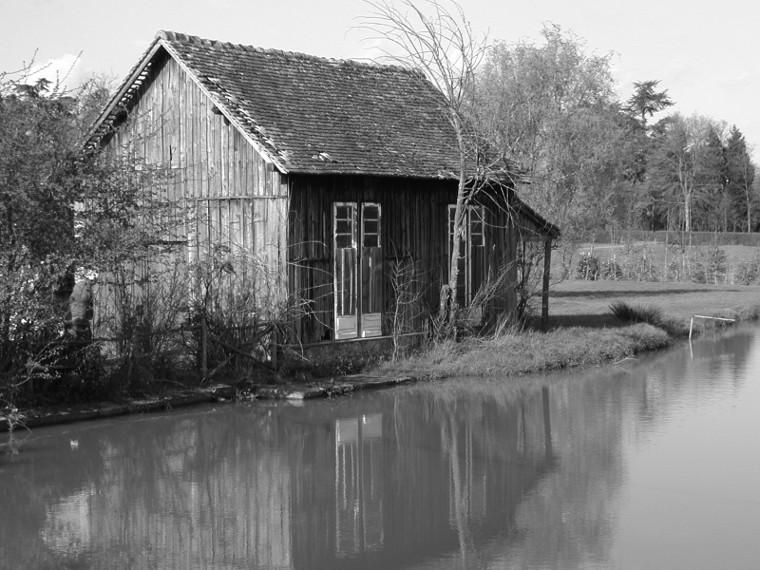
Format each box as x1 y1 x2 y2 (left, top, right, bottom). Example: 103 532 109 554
361 203 382 335
470 206 484 247
361 203 381 249
334 203 358 337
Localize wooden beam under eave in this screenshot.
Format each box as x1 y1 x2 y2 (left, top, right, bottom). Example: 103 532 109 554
541 236 552 330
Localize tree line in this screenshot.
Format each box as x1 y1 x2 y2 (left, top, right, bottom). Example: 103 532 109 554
363 0 759 321
472 26 757 242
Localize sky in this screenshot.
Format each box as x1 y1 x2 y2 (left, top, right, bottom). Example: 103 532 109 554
3 0 759 156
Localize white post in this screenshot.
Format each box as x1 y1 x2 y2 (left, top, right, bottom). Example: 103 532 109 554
689 314 736 342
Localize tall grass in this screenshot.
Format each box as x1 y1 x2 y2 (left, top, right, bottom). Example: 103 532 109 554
375 323 670 379
609 301 663 326
609 301 684 336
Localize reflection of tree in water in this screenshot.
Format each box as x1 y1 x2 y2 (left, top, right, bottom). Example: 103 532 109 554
493 369 637 570
499 326 758 570
2 326 756 569
0 418 118 569
0 384 556 569
1 408 297 569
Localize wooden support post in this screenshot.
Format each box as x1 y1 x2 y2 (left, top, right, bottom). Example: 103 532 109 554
201 318 208 380
541 237 552 330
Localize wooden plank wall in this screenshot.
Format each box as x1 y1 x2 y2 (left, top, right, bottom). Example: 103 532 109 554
101 52 289 307
476 187 557 319
288 178 548 343
289 175 463 343
478 190 518 318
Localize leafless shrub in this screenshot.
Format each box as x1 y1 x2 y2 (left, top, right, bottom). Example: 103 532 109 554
388 256 427 361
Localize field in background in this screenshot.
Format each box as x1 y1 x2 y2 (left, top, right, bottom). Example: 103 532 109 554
586 230 760 247
554 231 760 286
548 279 760 329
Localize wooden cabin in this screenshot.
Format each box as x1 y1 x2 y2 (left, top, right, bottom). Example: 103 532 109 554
85 31 558 350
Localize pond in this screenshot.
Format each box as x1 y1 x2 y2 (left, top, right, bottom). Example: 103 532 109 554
1 325 759 569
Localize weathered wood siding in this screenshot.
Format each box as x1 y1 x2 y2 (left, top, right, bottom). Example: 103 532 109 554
100 52 288 302
288 176 523 343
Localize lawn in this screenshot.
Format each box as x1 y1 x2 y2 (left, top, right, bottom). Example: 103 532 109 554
548 279 760 330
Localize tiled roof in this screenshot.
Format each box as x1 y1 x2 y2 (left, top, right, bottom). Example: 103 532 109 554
89 31 461 179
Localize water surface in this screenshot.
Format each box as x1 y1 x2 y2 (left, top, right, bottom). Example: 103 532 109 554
2 326 759 569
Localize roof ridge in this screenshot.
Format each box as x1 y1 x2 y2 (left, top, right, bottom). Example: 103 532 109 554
85 29 467 184
156 29 417 75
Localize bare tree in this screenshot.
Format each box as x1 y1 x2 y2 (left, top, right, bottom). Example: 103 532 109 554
361 0 487 333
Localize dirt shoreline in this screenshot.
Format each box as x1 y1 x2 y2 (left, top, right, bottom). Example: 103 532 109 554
1 375 415 433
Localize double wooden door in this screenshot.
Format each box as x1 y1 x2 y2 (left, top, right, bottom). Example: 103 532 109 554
334 202 382 339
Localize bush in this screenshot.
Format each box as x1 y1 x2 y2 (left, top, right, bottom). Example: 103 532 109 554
609 300 682 336
0 72 173 405
735 255 760 285
575 253 623 281
601 259 623 280
691 247 727 284
610 301 664 326
576 252 601 280
620 245 660 282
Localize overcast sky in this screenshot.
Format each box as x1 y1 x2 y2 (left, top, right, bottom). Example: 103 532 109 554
3 0 759 156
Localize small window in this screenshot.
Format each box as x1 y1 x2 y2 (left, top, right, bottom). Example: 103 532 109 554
335 205 356 249
362 204 381 248
470 206 484 247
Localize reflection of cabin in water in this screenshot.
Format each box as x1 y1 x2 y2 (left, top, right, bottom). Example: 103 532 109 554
288 387 557 569
85 31 558 348
31 386 556 568
335 414 384 554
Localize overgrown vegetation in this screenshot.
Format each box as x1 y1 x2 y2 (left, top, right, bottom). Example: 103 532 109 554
735 254 760 285
609 301 682 336
0 66 302 410
388 256 426 361
377 279 760 380
0 70 123 407
377 323 670 379
573 240 760 285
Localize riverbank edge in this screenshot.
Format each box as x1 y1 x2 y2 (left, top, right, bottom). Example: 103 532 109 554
370 302 760 380
4 303 759 433
1 375 416 433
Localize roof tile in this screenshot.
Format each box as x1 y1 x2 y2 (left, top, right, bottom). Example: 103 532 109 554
157 31 460 178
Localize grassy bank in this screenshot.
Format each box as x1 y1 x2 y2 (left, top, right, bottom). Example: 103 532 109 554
377 323 670 378
376 280 760 379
